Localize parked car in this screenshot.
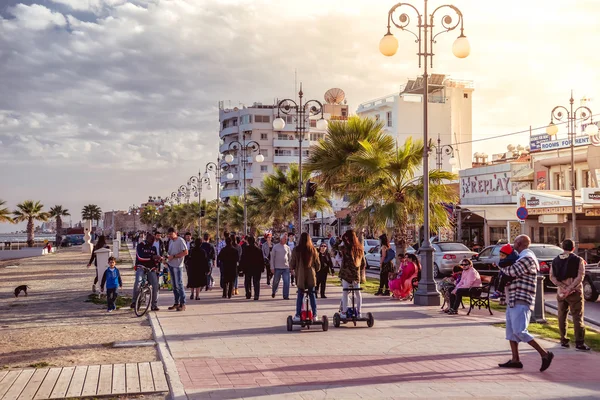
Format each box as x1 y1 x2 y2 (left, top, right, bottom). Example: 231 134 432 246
584 263 600 302
432 242 478 278
365 244 416 269
471 243 564 289
61 234 85 247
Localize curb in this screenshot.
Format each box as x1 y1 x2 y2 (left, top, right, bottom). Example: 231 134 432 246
149 312 187 400
544 301 600 331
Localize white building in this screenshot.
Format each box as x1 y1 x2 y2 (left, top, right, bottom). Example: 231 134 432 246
356 74 473 174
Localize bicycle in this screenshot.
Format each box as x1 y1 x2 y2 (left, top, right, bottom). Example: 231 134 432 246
134 265 155 317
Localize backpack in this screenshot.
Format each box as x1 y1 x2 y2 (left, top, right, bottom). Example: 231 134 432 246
383 248 396 264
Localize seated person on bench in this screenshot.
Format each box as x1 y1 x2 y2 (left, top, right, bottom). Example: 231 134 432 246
338 230 367 318
447 259 481 315
290 232 321 322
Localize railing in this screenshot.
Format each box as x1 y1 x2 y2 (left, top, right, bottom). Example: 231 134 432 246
0 238 54 250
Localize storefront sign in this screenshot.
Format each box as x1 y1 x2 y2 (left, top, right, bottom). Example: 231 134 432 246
528 206 583 215
585 209 600 216
540 135 590 151
519 191 575 209
536 171 547 190
461 173 511 199
582 188 600 204
530 133 551 152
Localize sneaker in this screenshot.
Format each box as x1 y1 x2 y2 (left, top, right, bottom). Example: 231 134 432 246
178 304 186 312
374 290 383 296
130 303 136 309
92 284 97 293
312 315 318 323
168 304 179 310
321 295 328 299
498 360 523 369
560 340 570 348
272 293 276 298
267 283 271 287
107 309 112 313
151 306 160 311
576 344 591 352
234 289 239 295
383 290 391 296
540 352 554 372
490 292 502 299
292 315 301 322
447 309 458 315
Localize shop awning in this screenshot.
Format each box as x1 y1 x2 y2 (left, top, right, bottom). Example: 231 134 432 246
462 205 518 221
511 168 534 182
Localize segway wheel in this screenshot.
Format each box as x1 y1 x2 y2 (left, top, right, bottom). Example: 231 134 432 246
286 315 293 332
333 313 341 328
367 312 374 328
322 315 329 331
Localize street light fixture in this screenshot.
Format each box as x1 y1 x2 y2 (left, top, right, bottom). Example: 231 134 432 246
273 84 327 234
128 205 140 231
188 173 210 236
379 0 469 307
227 131 263 235
178 184 190 204
546 91 595 247
435 133 456 170
205 156 232 242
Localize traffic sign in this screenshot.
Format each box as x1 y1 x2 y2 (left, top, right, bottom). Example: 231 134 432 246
516 207 528 220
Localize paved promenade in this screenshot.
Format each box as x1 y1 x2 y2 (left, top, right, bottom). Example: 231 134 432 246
150 267 600 399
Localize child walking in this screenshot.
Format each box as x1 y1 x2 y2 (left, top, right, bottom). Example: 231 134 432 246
101 256 123 312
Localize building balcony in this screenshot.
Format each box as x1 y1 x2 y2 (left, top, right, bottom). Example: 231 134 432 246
273 138 299 147
219 126 239 138
274 155 300 164
220 188 239 198
357 95 395 113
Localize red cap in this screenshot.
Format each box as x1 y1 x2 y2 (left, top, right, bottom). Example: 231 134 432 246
500 244 513 255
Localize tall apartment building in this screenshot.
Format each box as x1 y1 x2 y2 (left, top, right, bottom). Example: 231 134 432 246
356 74 474 173
218 89 349 200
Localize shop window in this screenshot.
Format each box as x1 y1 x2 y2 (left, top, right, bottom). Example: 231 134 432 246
583 170 591 188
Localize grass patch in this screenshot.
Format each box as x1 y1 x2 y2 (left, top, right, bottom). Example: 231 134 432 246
28 362 51 368
86 293 132 309
462 297 507 313
493 316 600 352
117 249 133 265
327 276 380 295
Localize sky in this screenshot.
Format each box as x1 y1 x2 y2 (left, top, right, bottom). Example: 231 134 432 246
1 0 599 233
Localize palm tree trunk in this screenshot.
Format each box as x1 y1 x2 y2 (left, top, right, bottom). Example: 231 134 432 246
27 218 34 247
394 210 409 255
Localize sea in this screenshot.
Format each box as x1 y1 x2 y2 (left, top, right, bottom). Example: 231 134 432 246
0 233 56 243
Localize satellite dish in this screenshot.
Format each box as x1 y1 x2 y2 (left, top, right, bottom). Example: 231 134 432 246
233 107 239 111
324 88 346 105
507 144 515 151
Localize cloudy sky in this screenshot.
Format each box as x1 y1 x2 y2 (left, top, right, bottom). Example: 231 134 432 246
1 0 599 232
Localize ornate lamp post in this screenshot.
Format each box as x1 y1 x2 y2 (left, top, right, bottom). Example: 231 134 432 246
205 156 232 241
435 133 458 170
224 132 264 235
273 85 328 234
188 173 211 236
178 184 191 204
128 205 140 231
379 0 470 306
546 92 597 247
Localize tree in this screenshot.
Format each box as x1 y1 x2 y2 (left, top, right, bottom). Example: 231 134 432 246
13 200 50 247
81 204 102 227
140 205 160 228
49 205 70 246
0 200 12 223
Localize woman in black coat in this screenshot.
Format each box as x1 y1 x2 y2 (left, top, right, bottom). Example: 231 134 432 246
316 242 335 298
187 238 210 300
217 237 239 299
239 236 265 300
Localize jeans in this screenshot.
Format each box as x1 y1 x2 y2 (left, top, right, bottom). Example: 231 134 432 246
234 275 238 289
132 268 159 308
272 268 290 299
296 287 317 317
106 288 117 310
341 280 362 315
169 266 186 305
245 274 261 299
557 291 585 344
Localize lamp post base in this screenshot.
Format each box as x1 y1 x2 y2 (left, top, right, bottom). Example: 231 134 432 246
414 245 441 306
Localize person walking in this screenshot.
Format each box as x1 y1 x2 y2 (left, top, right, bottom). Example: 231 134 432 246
166 227 189 311
231 234 242 295
187 238 210 300
132 233 160 311
375 234 393 296
288 233 297 287
338 230 367 318
262 233 274 286
316 242 334 298
87 235 109 293
271 233 292 299
550 239 590 351
200 233 216 291
290 232 321 322
239 236 264 300
218 236 239 299
217 231 228 290
498 234 554 371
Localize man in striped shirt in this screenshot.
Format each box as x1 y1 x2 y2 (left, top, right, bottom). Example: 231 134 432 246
499 235 554 372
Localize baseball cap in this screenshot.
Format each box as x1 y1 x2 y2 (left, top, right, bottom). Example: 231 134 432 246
500 244 513 255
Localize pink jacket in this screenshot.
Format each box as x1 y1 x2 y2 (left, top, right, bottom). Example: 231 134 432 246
455 267 481 290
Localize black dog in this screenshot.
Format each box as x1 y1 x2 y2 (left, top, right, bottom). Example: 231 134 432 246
14 285 29 297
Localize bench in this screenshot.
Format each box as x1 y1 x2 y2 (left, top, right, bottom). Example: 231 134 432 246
467 275 494 315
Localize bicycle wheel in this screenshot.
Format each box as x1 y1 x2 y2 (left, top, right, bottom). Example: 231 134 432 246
135 285 152 317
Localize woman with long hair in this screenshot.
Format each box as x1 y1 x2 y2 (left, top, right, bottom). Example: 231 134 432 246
290 232 321 322
338 230 366 318
375 234 393 296
389 253 421 300
187 238 210 300
87 235 108 293
316 242 335 298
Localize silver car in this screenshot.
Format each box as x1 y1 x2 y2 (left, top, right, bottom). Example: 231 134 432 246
365 243 416 269
432 242 477 278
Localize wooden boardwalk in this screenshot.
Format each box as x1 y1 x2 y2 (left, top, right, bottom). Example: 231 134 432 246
0 362 168 400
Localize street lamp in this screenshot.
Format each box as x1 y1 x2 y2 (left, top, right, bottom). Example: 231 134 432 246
435 133 457 170
225 131 264 235
273 84 327 234
546 91 595 247
178 184 191 204
205 156 232 241
379 0 470 306
128 205 140 231
188 174 211 236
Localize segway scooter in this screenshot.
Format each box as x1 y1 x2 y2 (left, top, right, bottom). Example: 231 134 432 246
333 286 374 328
286 289 329 332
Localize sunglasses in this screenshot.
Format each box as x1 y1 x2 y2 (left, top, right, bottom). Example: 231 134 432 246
460 263 470 266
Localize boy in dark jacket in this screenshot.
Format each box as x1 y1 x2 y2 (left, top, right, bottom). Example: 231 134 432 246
491 244 518 304
101 257 123 312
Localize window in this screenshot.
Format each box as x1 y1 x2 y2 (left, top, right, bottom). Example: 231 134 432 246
583 170 591 188
275 149 292 156
255 115 270 123
278 133 293 140
310 133 323 141
342 109 348 117
260 133 268 140
386 111 392 127
436 243 471 252
240 115 252 125
260 165 268 172
479 248 492 258
375 114 380 121
279 165 289 173
232 118 238 126
464 93 469 99
310 120 317 128
553 171 565 190
491 246 500 256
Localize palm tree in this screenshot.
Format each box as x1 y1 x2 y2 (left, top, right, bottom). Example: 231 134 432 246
247 164 331 234
81 204 102 227
13 200 50 247
49 205 70 246
0 200 12 223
